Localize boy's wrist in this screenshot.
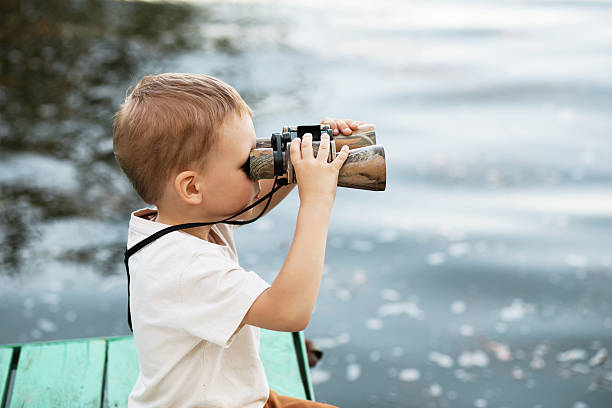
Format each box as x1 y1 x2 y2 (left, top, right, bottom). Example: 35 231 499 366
299 200 333 217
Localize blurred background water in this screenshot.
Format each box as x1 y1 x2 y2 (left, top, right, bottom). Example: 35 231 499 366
1 0 612 406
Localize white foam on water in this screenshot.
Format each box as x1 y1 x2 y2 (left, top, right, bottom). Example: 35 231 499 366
335 288 352 302
398 368 421 382
588 348 607 367
459 324 474 337
429 383 443 397
458 350 489 368
380 288 400 301
511 366 525 380
499 299 535 322
346 363 361 382
30 329 42 340
448 242 471 257
557 348 588 363
428 352 454 369
36 318 57 333
474 398 488 408
310 368 331 385
566 254 589 268
450 300 466 314
486 341 512 362
365 318 384 330
352 269 367 286
311 332 351 349
572 363 590 375
377 301 425 320
350 239 373 252
40 292 62 305
391 347 404 359
427 252 446 266
376 229 398 243
530 356 546 370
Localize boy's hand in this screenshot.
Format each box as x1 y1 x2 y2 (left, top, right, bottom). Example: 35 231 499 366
290 132 349 209
320 117 367 136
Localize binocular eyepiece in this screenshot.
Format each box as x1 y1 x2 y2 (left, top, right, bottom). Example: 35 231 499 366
248 124 386 191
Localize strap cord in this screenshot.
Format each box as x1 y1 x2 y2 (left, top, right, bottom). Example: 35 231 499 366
125 177 286 332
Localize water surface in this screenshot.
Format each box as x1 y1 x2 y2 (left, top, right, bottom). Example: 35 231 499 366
1 0 611 406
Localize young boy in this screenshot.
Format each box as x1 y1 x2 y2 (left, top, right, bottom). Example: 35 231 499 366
113 73 360 407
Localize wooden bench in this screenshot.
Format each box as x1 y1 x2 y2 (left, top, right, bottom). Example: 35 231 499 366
0 330 314 407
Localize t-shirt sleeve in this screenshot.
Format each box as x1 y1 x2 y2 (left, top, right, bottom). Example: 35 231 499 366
178 254 270 347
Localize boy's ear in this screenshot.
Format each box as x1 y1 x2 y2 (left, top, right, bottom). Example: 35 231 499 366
174 170 204 205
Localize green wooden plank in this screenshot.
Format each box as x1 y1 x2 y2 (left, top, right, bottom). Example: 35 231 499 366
259 329 306 399
0 347 14 407
9 338 106 408
106 336 139 408
105 332 312 404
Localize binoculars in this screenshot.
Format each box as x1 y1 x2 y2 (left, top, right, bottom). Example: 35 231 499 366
248 124 386 191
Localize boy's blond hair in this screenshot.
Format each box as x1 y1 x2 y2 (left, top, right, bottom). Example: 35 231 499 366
113 73 252 204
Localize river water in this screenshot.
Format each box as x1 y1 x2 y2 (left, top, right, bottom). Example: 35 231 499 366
1 0 611 406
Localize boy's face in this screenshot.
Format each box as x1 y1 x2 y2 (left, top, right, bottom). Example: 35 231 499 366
200 112 261 220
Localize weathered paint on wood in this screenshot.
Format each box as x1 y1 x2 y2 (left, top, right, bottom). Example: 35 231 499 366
1 330 314 407
260 330 307 400
104 331 310 407
9 338 106 408
0 347 13 406
106 337 139 408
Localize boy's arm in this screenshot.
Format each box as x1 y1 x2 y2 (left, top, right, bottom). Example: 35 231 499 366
242 132 351 332
243 118 362 219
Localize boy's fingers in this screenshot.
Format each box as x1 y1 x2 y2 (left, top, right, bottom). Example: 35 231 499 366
301 133 314 159
337 120 351 135
321 118 340 135
328 122 340 135
348 119 360 129
317 133 330 162
290 137 302 162
331 145 349 171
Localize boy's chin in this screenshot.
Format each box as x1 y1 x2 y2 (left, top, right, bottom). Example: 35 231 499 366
230 204 257 222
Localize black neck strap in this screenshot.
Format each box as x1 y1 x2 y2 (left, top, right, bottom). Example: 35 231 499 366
124 177 286 332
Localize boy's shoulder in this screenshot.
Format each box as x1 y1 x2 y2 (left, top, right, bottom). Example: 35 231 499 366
127 208 239 262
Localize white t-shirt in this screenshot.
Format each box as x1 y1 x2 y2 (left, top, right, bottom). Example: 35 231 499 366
126 208 271 408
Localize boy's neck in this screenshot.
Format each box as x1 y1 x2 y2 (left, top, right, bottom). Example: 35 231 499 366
154 210 216 244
